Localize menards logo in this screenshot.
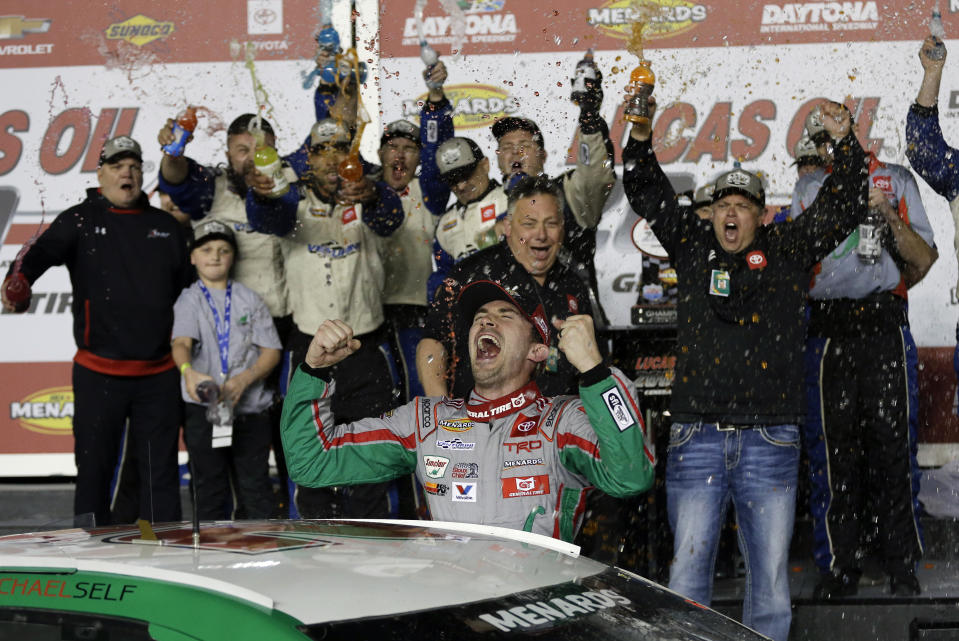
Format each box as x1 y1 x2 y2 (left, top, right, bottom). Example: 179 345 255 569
105 14 174 47
403 84 520 130
588 0 707 40
10 386 73 435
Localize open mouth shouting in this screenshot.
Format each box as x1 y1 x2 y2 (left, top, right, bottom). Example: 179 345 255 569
475 332 502 363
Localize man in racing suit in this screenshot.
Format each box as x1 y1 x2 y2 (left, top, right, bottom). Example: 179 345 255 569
793 100 937 598
624 98 867 641
281 280 654 542
906 37 959 414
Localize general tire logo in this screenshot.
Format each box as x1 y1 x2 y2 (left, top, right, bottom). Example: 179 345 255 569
601 387 635 431
501 474 549 498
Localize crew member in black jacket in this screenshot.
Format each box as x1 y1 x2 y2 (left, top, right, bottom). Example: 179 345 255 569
622 99 867 641
2 136 191 526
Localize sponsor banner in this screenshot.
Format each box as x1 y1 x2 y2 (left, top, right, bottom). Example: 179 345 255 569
0 362 74 455
0 1 321 69
380 0 953 57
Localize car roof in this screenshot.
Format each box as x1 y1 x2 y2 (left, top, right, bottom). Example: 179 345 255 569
0 519 607 625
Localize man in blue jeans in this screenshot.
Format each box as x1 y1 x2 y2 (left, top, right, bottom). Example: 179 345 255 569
622 96 867 641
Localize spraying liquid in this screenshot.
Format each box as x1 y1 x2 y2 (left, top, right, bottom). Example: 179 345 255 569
240 41 288 197
623 5 655 125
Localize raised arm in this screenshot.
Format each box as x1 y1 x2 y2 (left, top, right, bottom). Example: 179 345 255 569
280 320 418 487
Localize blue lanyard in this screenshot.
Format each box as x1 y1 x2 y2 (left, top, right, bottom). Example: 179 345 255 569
197 280 232 377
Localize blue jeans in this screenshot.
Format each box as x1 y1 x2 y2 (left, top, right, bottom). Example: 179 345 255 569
666 422 799 641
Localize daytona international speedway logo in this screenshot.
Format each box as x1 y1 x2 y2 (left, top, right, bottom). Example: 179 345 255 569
587 0 707 40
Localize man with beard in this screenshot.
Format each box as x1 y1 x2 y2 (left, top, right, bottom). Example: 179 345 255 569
158 113 297 516
2 136 190 526
374 59 453 401
247 118 404 519
279 279 653 541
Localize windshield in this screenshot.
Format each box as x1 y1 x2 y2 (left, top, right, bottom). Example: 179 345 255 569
300 567 762 640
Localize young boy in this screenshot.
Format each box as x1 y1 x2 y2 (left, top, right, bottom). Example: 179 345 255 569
172 219 282 519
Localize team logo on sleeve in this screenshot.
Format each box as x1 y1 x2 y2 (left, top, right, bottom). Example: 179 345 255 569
423 455 450 479
452 483 477 502
601 387 635 431
501 475 549 498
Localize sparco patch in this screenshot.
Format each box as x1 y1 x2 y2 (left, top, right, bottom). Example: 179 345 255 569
601 387 635 431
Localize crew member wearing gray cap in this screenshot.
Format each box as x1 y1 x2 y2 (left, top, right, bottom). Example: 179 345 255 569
427 136 509 302
623 98 868 641
2 136 191 526
246 118 404 519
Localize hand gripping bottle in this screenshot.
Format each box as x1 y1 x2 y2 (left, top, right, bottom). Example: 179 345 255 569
2 272 31 312
421 41 442 89
857 207 884 265
250 121 290 198
570 49 598 105
928 9 947 60
624 60 655 125
162 106 198 157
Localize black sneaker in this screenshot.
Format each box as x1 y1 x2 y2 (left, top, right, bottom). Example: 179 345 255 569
813 571 859 600
889 571 921 596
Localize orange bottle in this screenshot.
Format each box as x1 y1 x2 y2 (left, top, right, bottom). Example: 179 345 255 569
624 60 655 125
338 153 364 182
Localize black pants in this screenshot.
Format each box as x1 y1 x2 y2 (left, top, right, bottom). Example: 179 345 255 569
182 403 274 520
72 364 182 526
289 325 399 518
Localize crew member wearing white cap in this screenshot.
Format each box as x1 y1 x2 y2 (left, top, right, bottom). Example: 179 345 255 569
247 118 405 519
2 136 191 526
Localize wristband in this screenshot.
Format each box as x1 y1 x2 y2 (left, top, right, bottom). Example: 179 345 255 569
179 362 192 375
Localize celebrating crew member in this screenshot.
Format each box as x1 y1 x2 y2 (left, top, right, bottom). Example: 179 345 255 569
794 96 936 599
427 137 509 300
623 97 868 641
374 58 453 401
2 136 191 526
280 280 654 541
417 176 593 399
491 53 615 314
246 118 404 519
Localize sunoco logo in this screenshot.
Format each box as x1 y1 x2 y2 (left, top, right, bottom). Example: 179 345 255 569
106 15 175 47
404 84 520 130
588 0 707 40
11 386 74 435
760 2 879 32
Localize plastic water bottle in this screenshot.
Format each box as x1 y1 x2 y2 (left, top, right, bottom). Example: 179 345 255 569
570 49 598 105
161 107 197 157
420 41 441 89
857 208 884 264
928 9 947 60
250 121 289 198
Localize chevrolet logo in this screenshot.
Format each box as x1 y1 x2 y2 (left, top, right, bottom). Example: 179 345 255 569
0 15 51 39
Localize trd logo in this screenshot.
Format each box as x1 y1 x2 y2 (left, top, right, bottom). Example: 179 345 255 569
505 440 542 453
